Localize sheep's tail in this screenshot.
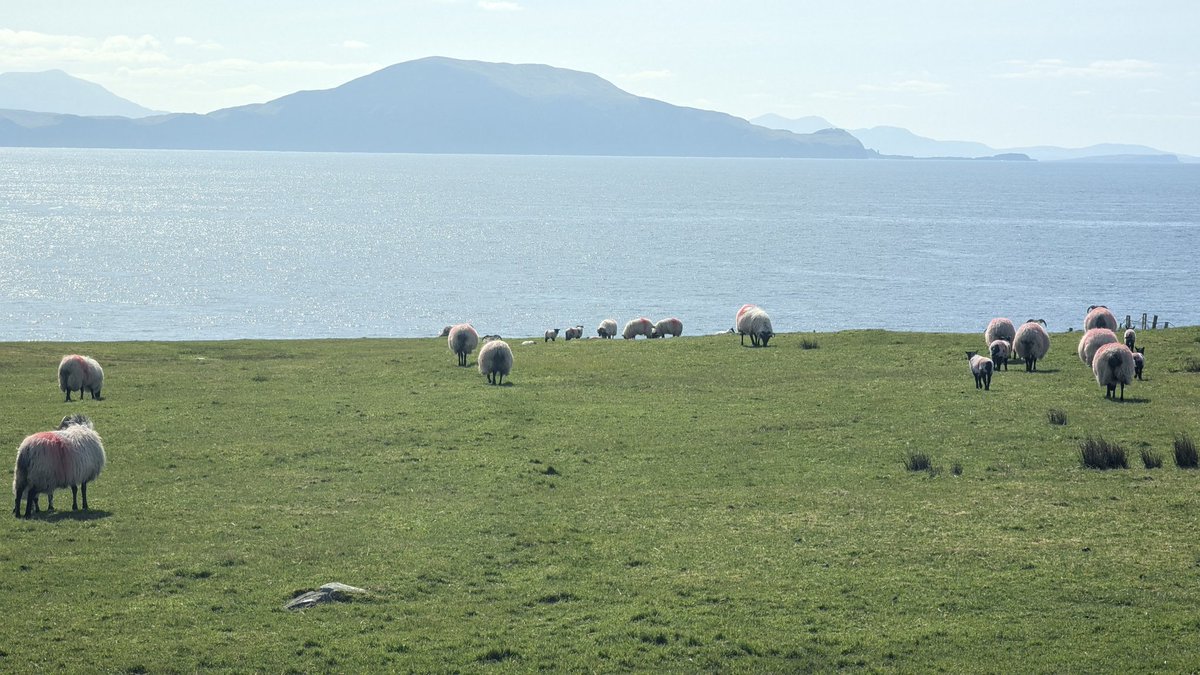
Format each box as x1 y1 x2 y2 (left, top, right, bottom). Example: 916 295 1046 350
59 361 70 392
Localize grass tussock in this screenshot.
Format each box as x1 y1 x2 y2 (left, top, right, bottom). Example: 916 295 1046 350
903 451 935 474
1047 409 1068 425
1080 437 1128 470
1183 357 1200 373
1174 433 1198 468
798 337 820 350
1140 449 1163 469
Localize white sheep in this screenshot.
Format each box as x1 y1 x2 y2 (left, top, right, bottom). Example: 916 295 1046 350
651 318 683 338
1124 328 1136 350
1092 342 1135 400
447 323 479 367
1133 347 1145 380
564 325 584 341
988 339 1011 371
622 317 654 340
984 318 1016 347
1084 305 1118 332
1077 328 1118 367
544 328 560 342
596 319 618 339
1012 320 1050 371
966 351 994 390
58 354 104 402
12 414 106 518
736 306 774 347
477 339 513 385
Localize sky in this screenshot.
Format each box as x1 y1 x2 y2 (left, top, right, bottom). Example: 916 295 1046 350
3 1 1198 154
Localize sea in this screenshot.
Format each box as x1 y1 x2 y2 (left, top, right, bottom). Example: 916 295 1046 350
1 147 1196 341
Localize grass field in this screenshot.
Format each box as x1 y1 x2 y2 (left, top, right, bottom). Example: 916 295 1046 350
3 328 1200 672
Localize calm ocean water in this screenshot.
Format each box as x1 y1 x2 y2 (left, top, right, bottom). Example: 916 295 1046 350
1 148 1196 341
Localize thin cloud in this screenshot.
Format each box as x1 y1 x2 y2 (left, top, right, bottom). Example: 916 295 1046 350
999 58 1162 79
478 1 522 10
0 28 169 67
175 36 222 50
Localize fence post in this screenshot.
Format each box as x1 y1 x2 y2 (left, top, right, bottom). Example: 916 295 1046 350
1152 315 1158 329
1141 313 1148 330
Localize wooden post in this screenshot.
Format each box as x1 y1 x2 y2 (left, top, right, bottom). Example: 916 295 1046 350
1152 315 1158 329
1125 315 1132 329
1141 313 1148 330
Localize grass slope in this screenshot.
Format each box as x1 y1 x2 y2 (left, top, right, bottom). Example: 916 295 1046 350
3 329 1200 672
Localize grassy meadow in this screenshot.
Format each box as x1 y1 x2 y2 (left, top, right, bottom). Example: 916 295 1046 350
3 327 1200 672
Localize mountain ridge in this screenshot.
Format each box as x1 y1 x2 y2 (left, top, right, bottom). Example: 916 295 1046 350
0 70 161 118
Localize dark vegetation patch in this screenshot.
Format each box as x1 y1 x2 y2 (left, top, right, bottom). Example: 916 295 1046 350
1047 409 1068 425
1080 437 1128 470
1174 433 1198 468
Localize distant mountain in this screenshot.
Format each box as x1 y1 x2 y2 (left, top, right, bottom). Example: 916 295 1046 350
750 114 836 135
0 70 161 118
0 58 876 158
847 126 996 159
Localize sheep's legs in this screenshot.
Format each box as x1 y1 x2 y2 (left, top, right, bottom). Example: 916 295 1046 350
23 488 38 518
81 481 89 510
71 485 79 510
12 481 24 517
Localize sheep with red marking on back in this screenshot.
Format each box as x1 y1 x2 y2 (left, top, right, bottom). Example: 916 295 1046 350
736 306 774 347
13 414 106 518
58 355 104 402
1077 328 1118 367
651 318 683 338
622 318 654 340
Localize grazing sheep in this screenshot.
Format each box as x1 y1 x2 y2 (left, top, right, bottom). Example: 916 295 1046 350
544 328 560 342
1012 320 1050 371
1084 305 1118 332
1092 342 1135 400
984 318 1017 347
1124 328 1136 350
622 318 654 340
58 355 104 402
597 319 618 339
1133 347 1145 380
447 324 479 367
564 325 584 341
989 339 1011 371
736 306 774 347
1077 328 1118 367
966 351 994 390
651 318 683 338
12 414 106 518
477 339 513 385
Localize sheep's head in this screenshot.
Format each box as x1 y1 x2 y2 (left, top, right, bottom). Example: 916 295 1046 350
966 351 978 361
58 414 93 430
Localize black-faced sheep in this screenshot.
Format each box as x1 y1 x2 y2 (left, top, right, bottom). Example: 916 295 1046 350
1092 342 1135 400
989 340 1011 371
564 326 584 341
622 318 654 340
13 414 105 518
1124 328 1136 350
447 323 479 367
58 355 104 402
1085 305 1118 332
736 306 774 347
478 339 513 385
651 318 683 338
1012 320 1050 371
597 319 617 339
984 318 1017 347
438 326 452 338
1133 347 1145 380
544 328 560 342
1077 328 1118 367
966 351 994 390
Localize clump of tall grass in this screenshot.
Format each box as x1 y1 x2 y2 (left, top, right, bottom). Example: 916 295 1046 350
1174 434 1198 468
1047 409 1068 425
1079 437 1128 470
798 337 820 350
1183 357 1200 373
903 451 936 474
1140 448 1163 469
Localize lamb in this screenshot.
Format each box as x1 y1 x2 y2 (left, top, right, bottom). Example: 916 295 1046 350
564 325 584 341
622 317 654 340
1084 305 1118 332
1077 328 1118 367
1133 347 1145 380
736 306 774 347
477 339 513 385
597 319 618 339
447 323 479 367
1092 342 1135 400
1124 328 1136 350
984 318 1016 347
13 414 106 518
989 339 1011 371
544 328 560 342
58 355 104 402
1012 320 1050 371
651 318 683 338
966 351 994 390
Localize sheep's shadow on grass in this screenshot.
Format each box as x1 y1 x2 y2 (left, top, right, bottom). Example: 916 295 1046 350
1020 368 1060 374
43 509 113 522
1107 397 1150 405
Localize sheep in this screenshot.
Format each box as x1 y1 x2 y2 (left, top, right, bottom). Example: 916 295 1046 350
1012 320 1050 371
13 414 106 518
736 306 774 347
966 351 994 390
438 326 452 337
1084 305 1118 332
477 339 513 385
984 318 1016 347
622 317 654 340
1077 328 1118 367
58 355 104 402
564 325 584 341
1133 347 1145 380
596 319 618 339
651 318 683 338
1124 328 1136 350
544 328 560 342
1092 342 1135 400
447 323 479 367
989 339 1011 371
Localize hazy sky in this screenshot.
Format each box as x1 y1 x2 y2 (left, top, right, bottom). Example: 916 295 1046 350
3 1 1198 154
